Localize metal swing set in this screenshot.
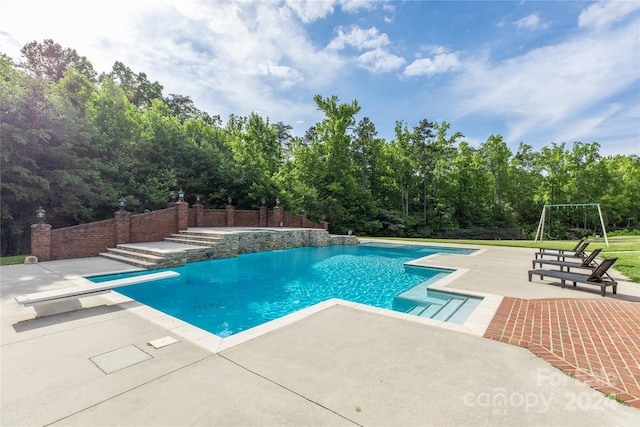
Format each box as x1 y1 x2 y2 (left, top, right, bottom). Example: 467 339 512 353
534 203 609 247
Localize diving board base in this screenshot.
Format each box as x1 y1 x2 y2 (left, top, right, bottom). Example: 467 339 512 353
26 289 112 316
32 298 87 317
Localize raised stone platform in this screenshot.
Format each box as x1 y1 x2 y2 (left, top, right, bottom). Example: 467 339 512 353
100 227 359 269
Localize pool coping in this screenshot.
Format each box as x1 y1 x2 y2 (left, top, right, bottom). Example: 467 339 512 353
98 240 504 353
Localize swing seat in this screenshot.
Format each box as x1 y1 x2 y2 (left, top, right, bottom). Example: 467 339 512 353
528 257 618 297
534 241 590 260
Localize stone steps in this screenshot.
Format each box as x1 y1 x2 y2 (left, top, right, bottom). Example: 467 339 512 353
99 228 357 269
99 250 159 269
164 232 223 247
100 230 225 268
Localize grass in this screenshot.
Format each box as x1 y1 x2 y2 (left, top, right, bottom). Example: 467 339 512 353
0 255 26 266
366 235 640 283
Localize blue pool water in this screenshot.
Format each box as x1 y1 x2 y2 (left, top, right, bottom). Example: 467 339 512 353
91 242 480 337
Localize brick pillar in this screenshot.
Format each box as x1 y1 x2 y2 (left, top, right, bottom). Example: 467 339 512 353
299 214 306 228
114 210 131 244
194 203 204 226
272 206 283 227
226 205 235 227
31 223 52 261
177 201 189 230
320 220 329 231
259 205 267 227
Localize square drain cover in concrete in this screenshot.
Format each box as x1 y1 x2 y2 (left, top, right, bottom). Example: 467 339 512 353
90 345 152 374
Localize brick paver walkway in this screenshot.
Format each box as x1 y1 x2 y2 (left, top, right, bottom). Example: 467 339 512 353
484 297 640 409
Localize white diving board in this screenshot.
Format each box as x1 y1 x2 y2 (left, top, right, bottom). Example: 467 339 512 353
16 271 179 316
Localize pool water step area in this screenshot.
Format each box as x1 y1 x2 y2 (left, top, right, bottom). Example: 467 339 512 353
99 230 225 269
392 286 482 325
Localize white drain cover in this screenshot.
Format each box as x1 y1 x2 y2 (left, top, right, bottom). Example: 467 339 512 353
90 345 152 374
147 336 178 349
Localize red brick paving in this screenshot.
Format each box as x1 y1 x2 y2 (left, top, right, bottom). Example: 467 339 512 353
484 297 640 409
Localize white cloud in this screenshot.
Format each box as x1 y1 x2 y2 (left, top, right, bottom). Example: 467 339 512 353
404 53 460 77
327 26 390 51
285 0 336 23
514 13 550 31
357 48 405 73
326 25 403 74
257 61 304 88
452 14 639 149
340 0 377 13
578 0 640 30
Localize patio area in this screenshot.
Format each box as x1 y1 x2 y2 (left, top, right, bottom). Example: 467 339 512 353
2 239 639 426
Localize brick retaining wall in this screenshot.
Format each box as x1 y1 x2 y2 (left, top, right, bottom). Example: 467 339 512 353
49 219 117 260
31 202 328 261
130 207 179 243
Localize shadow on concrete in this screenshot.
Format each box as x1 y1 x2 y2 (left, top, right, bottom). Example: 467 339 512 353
12 303 128 333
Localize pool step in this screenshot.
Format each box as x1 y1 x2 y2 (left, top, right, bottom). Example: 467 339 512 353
396 292 482 325
431 298 467 321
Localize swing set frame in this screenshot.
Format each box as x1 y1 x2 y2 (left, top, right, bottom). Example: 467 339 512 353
534 203 609 247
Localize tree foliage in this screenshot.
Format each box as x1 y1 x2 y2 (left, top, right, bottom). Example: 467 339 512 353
1 41 638 256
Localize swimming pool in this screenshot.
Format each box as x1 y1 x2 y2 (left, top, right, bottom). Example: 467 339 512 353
92 242 480 337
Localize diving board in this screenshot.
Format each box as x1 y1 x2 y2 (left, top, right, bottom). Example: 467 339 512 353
16 271 179 316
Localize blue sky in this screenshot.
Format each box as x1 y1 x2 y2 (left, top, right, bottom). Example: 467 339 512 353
1 0 639 155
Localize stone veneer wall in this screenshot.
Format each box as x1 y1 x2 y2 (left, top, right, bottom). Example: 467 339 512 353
236 229 357 255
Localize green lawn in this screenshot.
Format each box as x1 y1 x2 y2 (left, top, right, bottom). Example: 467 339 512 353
366 235 640 283
0 255 26 266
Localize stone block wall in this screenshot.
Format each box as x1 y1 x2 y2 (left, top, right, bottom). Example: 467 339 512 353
237 229 358 255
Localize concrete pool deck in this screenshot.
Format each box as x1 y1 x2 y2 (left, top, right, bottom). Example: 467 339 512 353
2 239 639 425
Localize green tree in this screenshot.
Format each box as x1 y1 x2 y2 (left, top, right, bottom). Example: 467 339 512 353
506 143 544 229
100 61 163 108
87 77 143 215
227 112 284 207
450 142 492 228
19 39 96 82
600 155 640 229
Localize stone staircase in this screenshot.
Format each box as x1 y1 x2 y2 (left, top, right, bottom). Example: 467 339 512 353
164 231 224 247
99 227 358 270
100 230 227 269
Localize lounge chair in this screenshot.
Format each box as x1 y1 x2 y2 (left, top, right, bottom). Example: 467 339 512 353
527 257 618 297
534 241 589 260
538 238 584 253
531 248 602 272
